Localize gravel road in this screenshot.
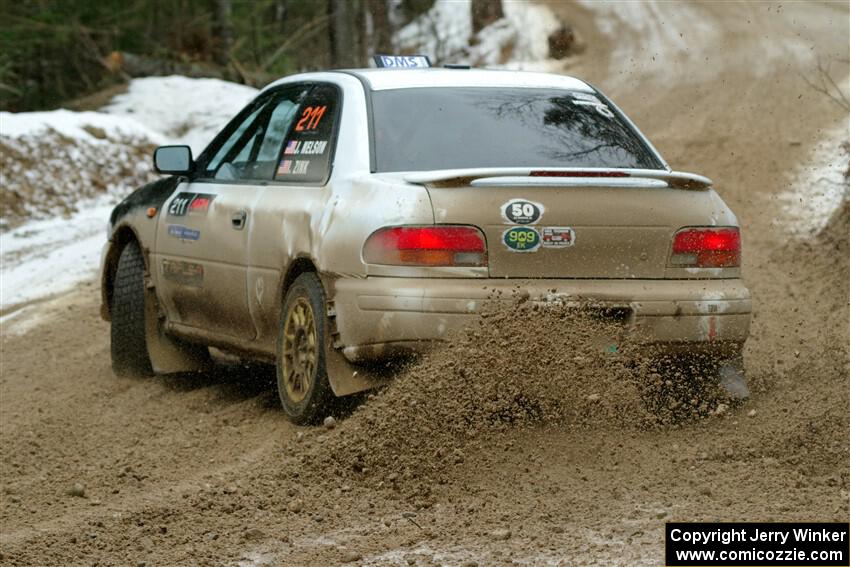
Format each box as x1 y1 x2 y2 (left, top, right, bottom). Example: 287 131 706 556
1 2 847 565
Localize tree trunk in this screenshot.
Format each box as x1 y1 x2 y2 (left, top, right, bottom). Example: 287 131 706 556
215 0 234 66
471 0 503 35
328 0 358 68
368 0 394 56
359 0 370 64
274 0 288 33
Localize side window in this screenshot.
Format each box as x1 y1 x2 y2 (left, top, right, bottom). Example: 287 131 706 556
257 99 299 162
200 86 309 181
204 100 268 177
274 84 340 184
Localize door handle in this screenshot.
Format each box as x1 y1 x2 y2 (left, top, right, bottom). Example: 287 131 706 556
231 210 247 230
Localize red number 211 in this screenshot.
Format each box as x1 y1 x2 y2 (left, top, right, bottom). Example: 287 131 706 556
295 105 327 131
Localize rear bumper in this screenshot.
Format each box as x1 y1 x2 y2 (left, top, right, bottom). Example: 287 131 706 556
331 277 751 362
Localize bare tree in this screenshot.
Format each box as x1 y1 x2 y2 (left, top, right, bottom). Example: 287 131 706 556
273 0 288 33
328 0 358 68
359 0 397 62
387 0 405 36
369 0 394 55
471 0 503 35
214 0 234 66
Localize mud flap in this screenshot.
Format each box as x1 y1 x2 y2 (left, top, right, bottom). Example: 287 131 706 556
144 287 210 374
325 346 390 397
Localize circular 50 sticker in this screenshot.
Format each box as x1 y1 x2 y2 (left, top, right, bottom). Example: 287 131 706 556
501 199 543 224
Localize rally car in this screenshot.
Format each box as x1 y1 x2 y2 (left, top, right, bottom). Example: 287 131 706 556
101 57 751 424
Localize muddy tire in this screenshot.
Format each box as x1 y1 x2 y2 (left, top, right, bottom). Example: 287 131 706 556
110 241 154 377
276 273 335 424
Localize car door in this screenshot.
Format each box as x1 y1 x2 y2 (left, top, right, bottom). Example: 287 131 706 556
153 85 310 340
246 83 343 348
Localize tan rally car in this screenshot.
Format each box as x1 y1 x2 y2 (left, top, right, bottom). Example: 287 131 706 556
101 62 751 423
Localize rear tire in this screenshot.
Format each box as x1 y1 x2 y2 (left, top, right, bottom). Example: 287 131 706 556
276 273 335 424
110 241 154 377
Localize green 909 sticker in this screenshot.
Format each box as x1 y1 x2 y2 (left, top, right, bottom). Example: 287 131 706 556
503 226 541 252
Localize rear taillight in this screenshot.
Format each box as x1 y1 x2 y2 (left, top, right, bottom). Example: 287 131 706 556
363 225 487 267
669 227 741 268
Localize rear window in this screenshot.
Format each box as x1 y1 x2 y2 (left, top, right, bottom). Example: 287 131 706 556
371 87 663 172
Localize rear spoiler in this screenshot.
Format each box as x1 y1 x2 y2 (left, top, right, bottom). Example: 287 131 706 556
403 168 713 190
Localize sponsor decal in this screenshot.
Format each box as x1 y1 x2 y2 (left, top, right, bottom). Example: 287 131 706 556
374 54 431 68
162 259 204 287
188 195 212 213
300 140 328 155
167 193 215 217
292 160 309 174
278 159 309 176
502 226 541 252
541 226 575 248
571 92 614 119
167 224 200 241
282 139 327 156
295 105 328 132
501 199 543 225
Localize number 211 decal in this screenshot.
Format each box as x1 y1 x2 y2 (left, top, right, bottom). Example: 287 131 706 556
295 105 327 131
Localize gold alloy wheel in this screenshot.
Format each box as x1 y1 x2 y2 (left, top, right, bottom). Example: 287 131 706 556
281 297 318 404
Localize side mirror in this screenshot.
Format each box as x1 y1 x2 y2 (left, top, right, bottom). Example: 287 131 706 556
153 145 193 175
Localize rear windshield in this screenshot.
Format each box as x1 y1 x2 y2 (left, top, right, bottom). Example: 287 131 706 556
371 87 663 172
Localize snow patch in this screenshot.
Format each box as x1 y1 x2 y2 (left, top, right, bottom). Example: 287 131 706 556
235 550 275 567
103 75 258 155
1 109 163 143
576 0 718 82
1 198 114 311
1 117 159 229
0 304 47 336
578 0 826 85
395 0 561 69
1 76 257 311
502 1 563 64
777 122 849 237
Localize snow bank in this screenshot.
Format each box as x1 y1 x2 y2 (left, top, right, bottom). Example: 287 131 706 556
1 76 257 312
577 0 826 85
576 0 719 83
395 0 561 69
777 123 849 238
501 2 563 65
1 109 162 142
1 76 258 229
103 76 258 155
1 198 114 310
0 111 161 228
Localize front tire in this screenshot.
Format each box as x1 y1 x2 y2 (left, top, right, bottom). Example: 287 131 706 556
276 273 334 424
110 241 154 377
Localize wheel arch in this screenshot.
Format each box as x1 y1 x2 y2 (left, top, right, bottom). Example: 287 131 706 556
101 224 146 321
279 257 320 303
276 256 383 400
